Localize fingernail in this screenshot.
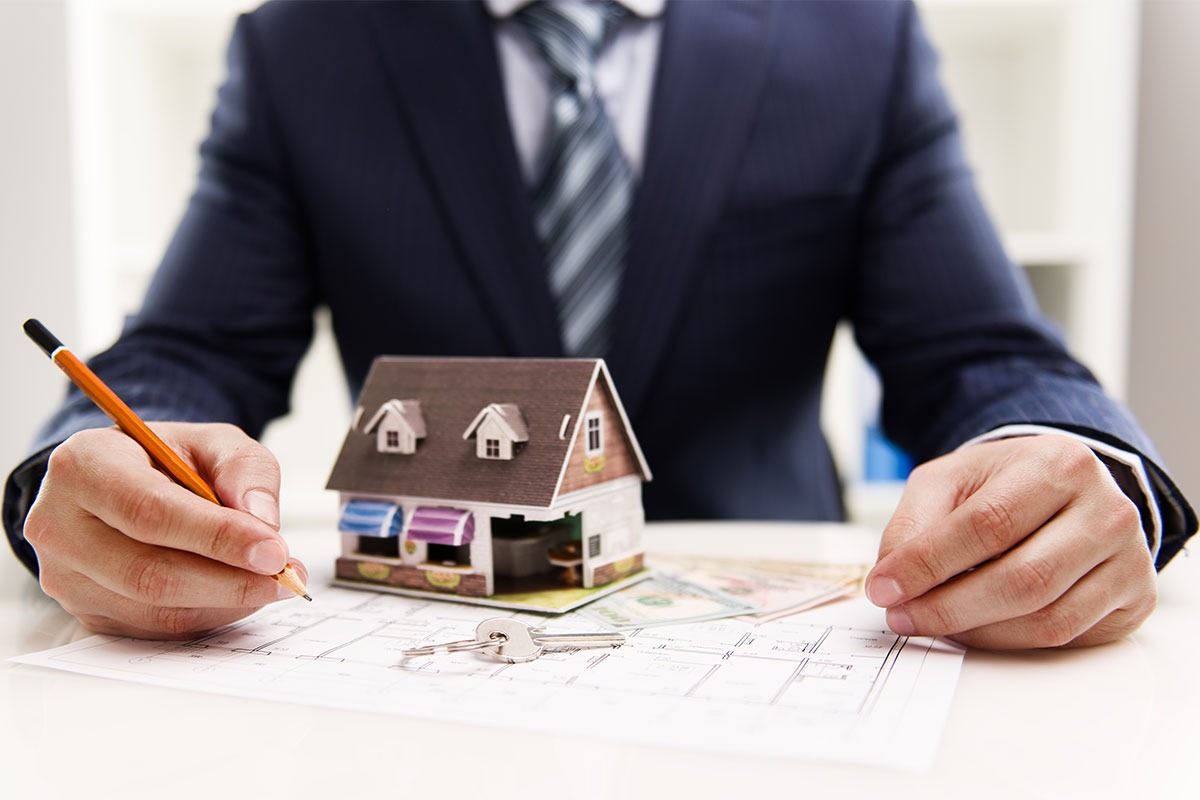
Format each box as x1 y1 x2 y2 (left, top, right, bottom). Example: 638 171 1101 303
867 576 904 607
244 489 280 528
887 606 915 636
247 539 287 574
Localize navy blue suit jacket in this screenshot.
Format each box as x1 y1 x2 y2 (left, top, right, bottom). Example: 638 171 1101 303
6 0 1194 572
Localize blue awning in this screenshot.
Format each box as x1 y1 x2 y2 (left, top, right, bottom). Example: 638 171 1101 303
406 507 475 545
339 500 403 538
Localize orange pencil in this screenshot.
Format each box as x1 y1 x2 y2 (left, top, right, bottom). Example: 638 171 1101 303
23 318 311 601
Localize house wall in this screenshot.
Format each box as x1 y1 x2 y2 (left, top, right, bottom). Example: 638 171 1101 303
578 480 644 562
334 481 645 593
335 494 496 596
560 380 640 494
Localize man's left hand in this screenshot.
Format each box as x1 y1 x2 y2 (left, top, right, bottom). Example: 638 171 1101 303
865 434 1156 649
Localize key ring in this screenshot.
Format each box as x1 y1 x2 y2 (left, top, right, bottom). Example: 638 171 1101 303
401 631 508 658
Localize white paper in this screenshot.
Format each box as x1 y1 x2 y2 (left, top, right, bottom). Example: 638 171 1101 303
10 588 964 772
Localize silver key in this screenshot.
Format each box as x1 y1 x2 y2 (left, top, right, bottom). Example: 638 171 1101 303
400 632 500 659
402 617 624 663
476 618 625 663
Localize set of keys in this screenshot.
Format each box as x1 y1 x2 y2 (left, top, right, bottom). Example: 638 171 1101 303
402 617 625 664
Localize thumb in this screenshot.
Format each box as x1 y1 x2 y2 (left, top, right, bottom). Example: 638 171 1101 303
158 422 282 530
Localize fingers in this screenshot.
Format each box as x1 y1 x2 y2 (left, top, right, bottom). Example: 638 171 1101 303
49 572 280 640
865 435 1157 649
868 436 1109 607
939 555 1156 650
883 507 1142 639
45 426 288 576
38 512 293 608
24 422 302 639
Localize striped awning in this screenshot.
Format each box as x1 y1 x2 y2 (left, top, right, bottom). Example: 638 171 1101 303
406 507 475 546
338 500 403 538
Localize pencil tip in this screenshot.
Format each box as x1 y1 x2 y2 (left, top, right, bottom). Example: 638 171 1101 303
303 594 313 602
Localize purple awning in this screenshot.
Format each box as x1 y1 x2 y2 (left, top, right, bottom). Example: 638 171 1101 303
406 507 475 546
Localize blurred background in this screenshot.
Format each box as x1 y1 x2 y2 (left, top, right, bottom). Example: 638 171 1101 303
1 0 1197 531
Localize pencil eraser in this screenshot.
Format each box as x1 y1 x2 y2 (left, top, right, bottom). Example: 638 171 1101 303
23 319 63 357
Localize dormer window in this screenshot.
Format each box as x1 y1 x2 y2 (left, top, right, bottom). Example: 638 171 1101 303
363 399 426 454
463 403 529 461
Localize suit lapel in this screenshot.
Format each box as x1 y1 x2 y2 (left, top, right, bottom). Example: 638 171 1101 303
360 1 563 356
608 1 777 416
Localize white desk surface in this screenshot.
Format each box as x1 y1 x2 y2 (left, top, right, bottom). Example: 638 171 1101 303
1 520 1196 799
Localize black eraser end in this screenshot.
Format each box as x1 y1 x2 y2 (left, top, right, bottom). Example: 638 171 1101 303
23 319 63 357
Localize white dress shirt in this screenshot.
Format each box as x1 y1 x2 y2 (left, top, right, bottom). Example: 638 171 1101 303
485 0 664 181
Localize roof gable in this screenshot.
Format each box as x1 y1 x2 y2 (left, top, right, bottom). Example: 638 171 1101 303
462 403 529 443
363 399 426 438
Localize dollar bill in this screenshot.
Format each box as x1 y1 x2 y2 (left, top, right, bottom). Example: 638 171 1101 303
578 573 760 629
648 553 869 624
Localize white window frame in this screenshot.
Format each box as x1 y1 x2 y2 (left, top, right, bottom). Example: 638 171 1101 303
585 412 603 456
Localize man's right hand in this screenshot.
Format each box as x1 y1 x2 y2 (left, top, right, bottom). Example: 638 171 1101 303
23 422 307 639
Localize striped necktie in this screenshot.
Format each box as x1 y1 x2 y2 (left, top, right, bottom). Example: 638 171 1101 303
515 1 631 358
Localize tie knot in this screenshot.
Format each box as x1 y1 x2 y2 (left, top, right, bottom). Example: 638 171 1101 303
515 1 626 92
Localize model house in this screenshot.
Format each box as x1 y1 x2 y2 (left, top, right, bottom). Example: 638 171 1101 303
326 357 652 598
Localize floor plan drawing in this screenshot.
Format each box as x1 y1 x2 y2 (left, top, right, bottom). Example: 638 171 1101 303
12 587 965 772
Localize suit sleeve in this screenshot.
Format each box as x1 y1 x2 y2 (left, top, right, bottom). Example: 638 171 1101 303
852 2 1195 568
4 12 317 575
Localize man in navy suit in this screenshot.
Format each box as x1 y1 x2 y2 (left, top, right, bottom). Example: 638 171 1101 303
6 1 1194 646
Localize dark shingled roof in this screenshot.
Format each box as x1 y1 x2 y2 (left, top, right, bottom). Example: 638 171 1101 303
326 357 644 508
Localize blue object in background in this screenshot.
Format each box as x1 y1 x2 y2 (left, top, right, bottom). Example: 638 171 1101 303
863 422 914 481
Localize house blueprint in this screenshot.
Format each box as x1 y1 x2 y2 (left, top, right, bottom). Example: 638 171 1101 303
11 586 965 772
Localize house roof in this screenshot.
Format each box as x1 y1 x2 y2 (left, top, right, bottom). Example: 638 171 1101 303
326 357 650 508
